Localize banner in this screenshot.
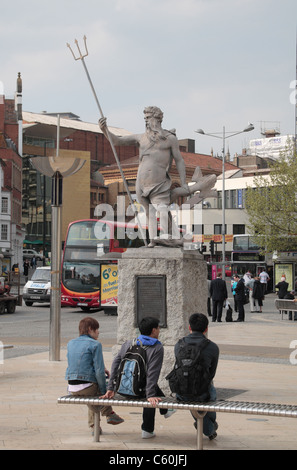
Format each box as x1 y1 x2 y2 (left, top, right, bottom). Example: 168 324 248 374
101 264 118 306
193 234 234 243
249 135 294 159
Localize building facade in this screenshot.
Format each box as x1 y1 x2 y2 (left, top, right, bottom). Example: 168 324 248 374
0 84 23 274
21 112 140 249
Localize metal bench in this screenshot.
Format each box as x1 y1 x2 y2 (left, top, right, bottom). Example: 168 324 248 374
275 299 297 320
58 395 297 450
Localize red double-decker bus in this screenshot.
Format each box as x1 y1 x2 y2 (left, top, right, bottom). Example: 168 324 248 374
61 219 147 314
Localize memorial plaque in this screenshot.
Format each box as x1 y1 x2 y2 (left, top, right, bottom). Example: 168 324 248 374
136 275 167 327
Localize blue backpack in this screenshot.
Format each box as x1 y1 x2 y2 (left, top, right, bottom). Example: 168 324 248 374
115 339 148 397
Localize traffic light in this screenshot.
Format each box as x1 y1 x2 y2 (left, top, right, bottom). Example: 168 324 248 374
199 244 206 253
209 240 215 256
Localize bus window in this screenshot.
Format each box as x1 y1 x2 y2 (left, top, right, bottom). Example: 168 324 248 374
63 262 100 293
233 235 249 251
67 220 110 247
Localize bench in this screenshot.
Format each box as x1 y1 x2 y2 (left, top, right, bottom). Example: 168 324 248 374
58 395 297 450
275 299 297 320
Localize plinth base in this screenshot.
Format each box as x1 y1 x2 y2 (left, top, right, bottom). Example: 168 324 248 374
115 247 208 393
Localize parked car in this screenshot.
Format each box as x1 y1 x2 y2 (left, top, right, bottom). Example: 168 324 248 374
23 249 44 261
22 266 51 306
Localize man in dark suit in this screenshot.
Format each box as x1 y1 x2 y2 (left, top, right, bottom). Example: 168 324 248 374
234 274 246 322
210 272 228 322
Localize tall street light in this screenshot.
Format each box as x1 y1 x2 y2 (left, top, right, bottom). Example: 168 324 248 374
31 116 86 361
195 123 254 279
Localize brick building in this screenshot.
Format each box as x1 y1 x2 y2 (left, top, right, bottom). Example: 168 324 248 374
22 112 139 247
0 78 23 274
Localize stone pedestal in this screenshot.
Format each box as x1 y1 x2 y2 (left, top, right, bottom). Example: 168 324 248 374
115 247 208 394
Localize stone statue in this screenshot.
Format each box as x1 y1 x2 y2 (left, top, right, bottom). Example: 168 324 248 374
99 106 216 247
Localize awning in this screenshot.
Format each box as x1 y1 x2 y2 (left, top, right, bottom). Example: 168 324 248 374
23 240 50 245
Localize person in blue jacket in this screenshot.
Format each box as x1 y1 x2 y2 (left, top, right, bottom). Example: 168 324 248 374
102 316 175 439
65 317 124 432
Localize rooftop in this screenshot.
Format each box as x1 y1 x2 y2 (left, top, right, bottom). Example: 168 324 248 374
22 111 133 138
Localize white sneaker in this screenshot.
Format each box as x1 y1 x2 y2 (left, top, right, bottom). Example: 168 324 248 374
142 430 156 439
164 409 176 419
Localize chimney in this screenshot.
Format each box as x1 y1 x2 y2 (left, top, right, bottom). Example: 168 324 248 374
15 72 23 156
15 72 22 121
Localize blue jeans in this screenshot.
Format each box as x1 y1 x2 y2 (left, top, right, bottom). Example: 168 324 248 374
178 384 217 437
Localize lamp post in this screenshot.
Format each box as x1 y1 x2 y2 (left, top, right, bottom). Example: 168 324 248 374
30 116 86 361
195 123 254 279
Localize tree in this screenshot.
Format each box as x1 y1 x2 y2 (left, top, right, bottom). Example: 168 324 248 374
245 145 297 254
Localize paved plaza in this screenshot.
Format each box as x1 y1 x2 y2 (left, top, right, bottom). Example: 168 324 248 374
1 293 297 451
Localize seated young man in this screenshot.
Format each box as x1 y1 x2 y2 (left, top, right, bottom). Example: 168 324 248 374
174 313 220 440
102 316 175 438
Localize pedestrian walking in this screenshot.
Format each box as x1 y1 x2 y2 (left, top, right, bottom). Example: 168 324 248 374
233 275 245 321
252 276 263 313
23 260 29 282
210 272 228 322
207 279 212 317
243 270 252 284
245 274 256 312
231 275 238 313
259 268 270 296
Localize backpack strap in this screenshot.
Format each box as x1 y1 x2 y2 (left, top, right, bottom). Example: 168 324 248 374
134 338 149 350
178 337 210 356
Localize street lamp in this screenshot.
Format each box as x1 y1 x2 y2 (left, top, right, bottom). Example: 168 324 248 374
195 123 254 279
31 116 86 361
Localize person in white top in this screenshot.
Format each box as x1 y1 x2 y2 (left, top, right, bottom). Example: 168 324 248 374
259 269 270 296
243 270 252 284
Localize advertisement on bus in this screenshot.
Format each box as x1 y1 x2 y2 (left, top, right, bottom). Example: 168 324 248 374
100 264 118 307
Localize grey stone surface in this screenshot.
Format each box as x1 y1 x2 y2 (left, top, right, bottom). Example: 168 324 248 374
115 247 208 393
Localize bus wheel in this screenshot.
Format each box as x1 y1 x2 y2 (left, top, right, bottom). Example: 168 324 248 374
80 306 91 312
0 302 5 314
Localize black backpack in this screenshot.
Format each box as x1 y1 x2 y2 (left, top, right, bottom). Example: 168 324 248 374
114 339 148 397
226 305 233 322
166 337 211 399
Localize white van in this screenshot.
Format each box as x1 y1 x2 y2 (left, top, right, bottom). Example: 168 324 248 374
23 266 51 306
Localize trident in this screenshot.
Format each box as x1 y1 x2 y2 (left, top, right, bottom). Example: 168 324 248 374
67 36 147 245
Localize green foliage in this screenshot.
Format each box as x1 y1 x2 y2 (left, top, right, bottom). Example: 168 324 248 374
245 145 297 254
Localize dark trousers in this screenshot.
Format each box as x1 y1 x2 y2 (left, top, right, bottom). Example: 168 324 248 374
237 300 245 321
212 300 224 321
142 386 167 433
179 384 217 437
207 297 211 316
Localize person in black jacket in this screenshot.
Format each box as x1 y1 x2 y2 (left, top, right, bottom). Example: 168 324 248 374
275 276 289 299
174 313 220 440
234 275 245 321
252 276 264 313
210 272 228 322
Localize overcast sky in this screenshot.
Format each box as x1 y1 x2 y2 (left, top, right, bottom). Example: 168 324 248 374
1 0 297 157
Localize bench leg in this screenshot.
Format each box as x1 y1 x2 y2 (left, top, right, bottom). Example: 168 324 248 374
93 412 101 442
193 411 207 450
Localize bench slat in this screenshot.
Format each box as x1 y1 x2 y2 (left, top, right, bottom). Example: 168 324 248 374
57 395 297 418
